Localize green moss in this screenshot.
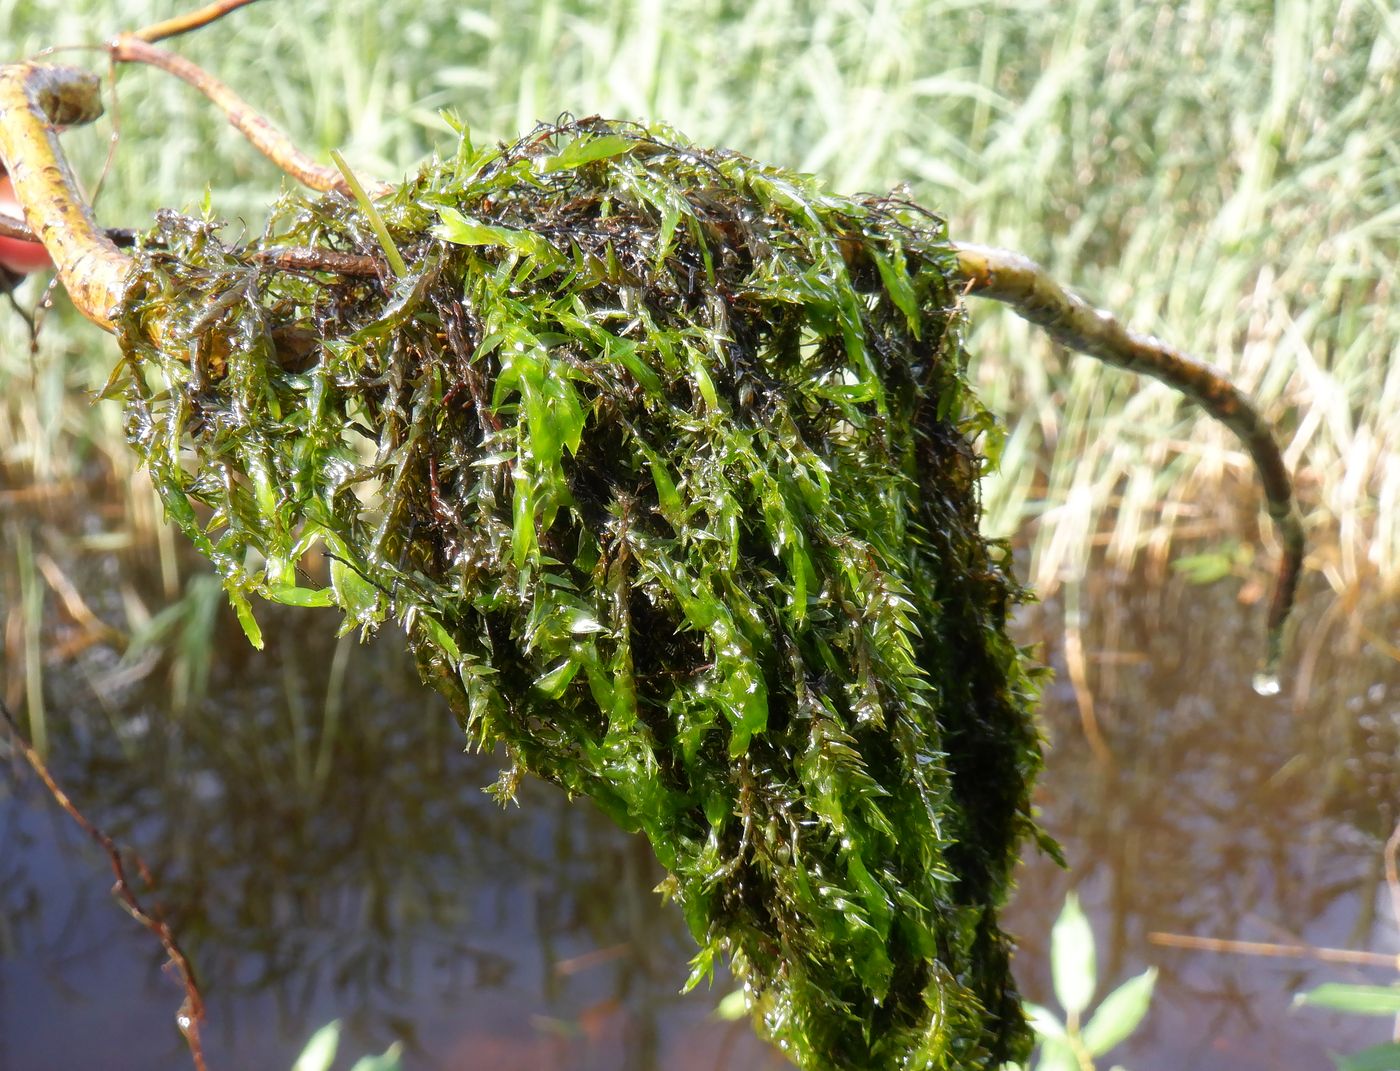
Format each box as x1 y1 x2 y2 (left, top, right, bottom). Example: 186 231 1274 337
111 118 1049 1070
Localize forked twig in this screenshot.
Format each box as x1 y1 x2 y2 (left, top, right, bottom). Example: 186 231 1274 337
108 0 389 199
0 699 210 1071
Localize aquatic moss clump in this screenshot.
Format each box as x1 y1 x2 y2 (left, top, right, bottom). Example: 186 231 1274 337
111 118 1048 1070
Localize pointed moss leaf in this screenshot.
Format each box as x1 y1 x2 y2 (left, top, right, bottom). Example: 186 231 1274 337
250 458 280 523
542 133 633 172
228 588 264 650
655 204 681 274
564 608 607 634
647 452 685 526
435 206 559 262
1051 892 1097 1017
1334 1042 1400 1071
683 945 718 994
415 612 462 663
688 348 719 411
534 657 581 698
512 470 537 567
872 249 921 338
607 337 663 396
156 474 199 528
292 1021 341 1071
579 647 615 710
330 558 382 625
265 584 336 608
545 374 586 456
726 724 752 758
1294 984 1400 1016
1081 968 1157 1055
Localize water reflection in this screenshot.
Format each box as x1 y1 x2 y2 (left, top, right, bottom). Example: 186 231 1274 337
0 496 781 1070
1009 567 1400 1071
2 487 1398 1071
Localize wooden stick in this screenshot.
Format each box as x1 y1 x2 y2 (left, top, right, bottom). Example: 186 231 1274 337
0 64 130 328
0 34 1303 686
1148 930 1400 971
953 242 1304 681
107 36 362 197
126 0 266 44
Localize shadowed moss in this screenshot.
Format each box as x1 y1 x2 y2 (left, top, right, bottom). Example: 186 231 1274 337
111 118 1049 1070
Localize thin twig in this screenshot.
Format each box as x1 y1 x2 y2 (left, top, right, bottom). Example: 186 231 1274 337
0 698 211 1071
0 210 137 247
3 212 375 276
108 30 396 200
107 36 358 197
1147 930 1400 971
253 246 380 276
126 0 266 44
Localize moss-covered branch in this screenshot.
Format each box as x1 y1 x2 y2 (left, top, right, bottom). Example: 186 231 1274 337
0 64 130 328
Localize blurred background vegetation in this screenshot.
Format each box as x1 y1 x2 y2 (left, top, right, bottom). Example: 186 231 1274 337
1 3 1397 1068
2 0 1396 604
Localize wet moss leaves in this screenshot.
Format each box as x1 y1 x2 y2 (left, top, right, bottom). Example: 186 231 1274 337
112 118 1047 1071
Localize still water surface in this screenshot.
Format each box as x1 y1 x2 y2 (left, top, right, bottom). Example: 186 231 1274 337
2 501 1396 1070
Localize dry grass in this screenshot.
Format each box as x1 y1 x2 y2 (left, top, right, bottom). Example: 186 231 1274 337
2 0 1395 603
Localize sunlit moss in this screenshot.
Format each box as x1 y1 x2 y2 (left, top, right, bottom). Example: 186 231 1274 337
111 118 1050 1071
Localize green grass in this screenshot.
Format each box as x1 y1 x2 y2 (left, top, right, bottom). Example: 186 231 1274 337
2 0 1396 603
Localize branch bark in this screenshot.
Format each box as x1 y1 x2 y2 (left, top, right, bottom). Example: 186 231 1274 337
952 243 1303 678
0 64 130 328
107 36 364 197
126 0 266 44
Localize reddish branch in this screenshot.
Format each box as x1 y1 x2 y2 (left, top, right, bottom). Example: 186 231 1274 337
107 36 359 198
126 0 267 45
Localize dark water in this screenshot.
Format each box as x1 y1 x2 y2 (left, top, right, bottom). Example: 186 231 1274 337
2 488 1397 1071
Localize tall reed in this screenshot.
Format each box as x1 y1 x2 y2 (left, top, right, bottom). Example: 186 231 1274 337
2 0 1394 597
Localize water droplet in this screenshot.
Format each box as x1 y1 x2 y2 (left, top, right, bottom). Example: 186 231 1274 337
1252 671 1281 697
